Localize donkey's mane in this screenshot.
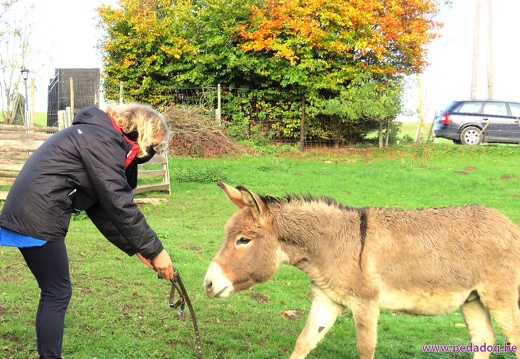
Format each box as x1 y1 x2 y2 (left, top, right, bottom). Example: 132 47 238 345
258 192 368 267
257 193 358 212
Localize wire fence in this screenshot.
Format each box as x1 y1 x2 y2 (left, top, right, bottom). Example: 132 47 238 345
40 79 392 149
119 85 327 148
150 86 379 149
46 69 100 127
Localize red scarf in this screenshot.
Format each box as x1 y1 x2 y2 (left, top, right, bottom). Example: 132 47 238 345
109 116 140 169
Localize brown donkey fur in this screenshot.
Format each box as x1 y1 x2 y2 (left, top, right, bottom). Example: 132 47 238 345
204 183 520 359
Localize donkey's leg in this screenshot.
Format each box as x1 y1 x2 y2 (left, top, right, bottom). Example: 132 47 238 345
460 299 495 359
487 308 520 358
480 286 520 359
289 284 342 359
351 300 380 359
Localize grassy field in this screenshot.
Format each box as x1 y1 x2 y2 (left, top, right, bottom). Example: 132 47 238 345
2 142 520 358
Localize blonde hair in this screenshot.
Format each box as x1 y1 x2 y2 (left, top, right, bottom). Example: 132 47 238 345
104 103 170 158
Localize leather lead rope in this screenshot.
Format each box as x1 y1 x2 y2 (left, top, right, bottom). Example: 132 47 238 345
168 271 203 359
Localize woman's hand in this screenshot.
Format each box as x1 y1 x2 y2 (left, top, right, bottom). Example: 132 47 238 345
151 249 175 281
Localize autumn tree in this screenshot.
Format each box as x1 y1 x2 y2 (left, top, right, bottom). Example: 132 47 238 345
238 0 439 142
97 0 441 145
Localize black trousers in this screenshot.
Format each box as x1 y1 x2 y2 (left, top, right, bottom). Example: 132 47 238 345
19 241 72 359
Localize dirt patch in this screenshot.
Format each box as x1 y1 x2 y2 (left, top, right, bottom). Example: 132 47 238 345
283 146 389 163
454 166 478 175
499 174 518 181
247 292 270 304
0 304 7 317
134 198 168 205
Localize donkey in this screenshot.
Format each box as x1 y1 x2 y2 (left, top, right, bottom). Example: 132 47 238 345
204 182 520 359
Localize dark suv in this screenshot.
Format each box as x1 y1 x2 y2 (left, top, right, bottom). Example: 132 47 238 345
433 100 520 145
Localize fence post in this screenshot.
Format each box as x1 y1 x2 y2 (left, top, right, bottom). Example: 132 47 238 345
58 110 65 130
119 81 124 104
216 84 222 126
65 107 72 128
70 77 75 117
300 96 305 152
30 78 36 126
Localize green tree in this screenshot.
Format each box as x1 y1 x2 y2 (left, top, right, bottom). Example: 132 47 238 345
354 77 404 148
98 0 259 107
97 0 441 145
97 0 197 107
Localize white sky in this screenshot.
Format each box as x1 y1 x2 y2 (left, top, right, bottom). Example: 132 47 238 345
13 0 520 117
403 0 520 121
14 0 112 111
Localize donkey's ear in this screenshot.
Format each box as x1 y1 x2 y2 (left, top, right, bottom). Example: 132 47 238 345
236 185 267 220
217 182 248 209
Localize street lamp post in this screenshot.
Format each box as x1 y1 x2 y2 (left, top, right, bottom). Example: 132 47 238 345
20 67 29 126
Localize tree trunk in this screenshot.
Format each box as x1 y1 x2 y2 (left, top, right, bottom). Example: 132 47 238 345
385 119 391 147
378 122 383 148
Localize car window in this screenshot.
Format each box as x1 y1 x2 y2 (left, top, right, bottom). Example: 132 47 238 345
509 103 520 118
441 101 458 113
482 102 508 116
457 102 483 113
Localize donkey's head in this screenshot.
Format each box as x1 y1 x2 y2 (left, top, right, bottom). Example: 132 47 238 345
204 182 287 298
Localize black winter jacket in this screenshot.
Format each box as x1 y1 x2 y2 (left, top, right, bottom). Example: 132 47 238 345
0 106 164 260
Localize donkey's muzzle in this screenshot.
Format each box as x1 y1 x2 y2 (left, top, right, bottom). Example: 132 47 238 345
204 262 233 298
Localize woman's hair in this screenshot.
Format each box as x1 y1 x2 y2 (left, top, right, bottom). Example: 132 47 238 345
103 103 170 158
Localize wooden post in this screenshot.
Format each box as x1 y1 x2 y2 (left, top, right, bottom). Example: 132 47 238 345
30 78 36 126
426 110 438 143
58 110 65 130
70 77 75 117
415 74 424 143
11 94 20 125
65 107 72 128
216 84 221 126
300 96 305 152
119 81 124 104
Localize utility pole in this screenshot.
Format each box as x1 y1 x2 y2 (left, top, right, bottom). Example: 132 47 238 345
471 0 481 100
487 0 494 99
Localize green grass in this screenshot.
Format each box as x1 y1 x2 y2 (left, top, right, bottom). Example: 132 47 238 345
2 144 520 358
32 112 47 126
0 112 47 126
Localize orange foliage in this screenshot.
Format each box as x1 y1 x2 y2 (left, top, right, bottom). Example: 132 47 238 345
239 0 440 75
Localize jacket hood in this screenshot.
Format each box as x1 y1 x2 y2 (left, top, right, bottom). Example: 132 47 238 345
71 105 140 169
72 105 114 129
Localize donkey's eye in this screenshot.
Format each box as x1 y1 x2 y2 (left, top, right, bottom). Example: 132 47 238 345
236 237 251 246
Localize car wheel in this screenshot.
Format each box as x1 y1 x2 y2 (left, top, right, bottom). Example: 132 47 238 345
460 126 482 145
